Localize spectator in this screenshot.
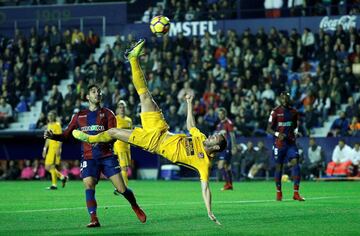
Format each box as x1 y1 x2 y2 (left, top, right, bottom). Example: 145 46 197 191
15 96 29 113
71 28 85 45
349 143 360 176
240 141 257 178
326 139 353 176
49 25 62 50
349 116 360 137
0 97 13 129
303 138 324 179
247 141 269 179
264 0 283 18
329 112 349 137
313 89 331 125
20 160 35 180
36 112 47 130
301 28 315 59
85 29 100 54
203 107 218 131
164 105 181 132
0 161 20 180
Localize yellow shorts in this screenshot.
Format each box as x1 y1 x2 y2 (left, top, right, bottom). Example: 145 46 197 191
128 111 169 153
117 151 131 167
45 149 60 166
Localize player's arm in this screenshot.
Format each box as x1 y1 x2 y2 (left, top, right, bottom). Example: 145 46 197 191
185 94 196 130
44 114 78 142
266 110 286 140
42 139 49 158
201 181 221 225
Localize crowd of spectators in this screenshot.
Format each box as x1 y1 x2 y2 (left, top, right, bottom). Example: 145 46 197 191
81 25 358 138
0 24 100 129
0 0 124 7
142 0 237 23
2 22 360 136
264 0 360 18
0 159 81 180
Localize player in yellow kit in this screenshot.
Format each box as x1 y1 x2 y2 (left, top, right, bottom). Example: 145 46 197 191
42 111 68 190
72 39 226 224
113 100 132 186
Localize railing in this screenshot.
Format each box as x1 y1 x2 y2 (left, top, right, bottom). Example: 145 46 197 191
9 15 106 37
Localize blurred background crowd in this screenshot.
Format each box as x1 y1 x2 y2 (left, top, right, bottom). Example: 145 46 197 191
1 0 360 181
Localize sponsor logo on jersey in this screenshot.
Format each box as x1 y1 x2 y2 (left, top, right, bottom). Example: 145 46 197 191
81 125 105 132
198 152 204 158
278 121 293 126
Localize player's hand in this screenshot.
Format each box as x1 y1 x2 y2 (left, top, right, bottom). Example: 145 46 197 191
278 133 286 140
42 149 46 159
208 212 221 225
185 94 194 103
44 130 54 139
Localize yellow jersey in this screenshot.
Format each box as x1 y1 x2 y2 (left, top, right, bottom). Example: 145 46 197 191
114 115 132 151
47 122 62 149
158 128 212 181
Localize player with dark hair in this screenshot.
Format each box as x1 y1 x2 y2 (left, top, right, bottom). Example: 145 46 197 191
72 39 227 224
266 92 305 201
216 107 236 191
44 84 146 227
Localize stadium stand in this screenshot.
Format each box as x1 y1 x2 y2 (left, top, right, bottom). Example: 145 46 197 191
2 1 360 180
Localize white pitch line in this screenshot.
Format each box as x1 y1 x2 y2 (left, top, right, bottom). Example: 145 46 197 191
0 196 344 214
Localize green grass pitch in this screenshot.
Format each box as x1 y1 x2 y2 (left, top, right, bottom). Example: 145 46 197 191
0 180 359 235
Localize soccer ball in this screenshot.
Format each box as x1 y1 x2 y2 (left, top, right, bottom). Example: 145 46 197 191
150 15 170 37
281 174 289 182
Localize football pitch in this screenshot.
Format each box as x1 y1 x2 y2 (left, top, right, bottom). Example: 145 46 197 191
0 180 359 236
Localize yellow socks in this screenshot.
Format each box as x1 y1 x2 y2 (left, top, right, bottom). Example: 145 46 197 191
56 169 63 179
50 168 57 186
121 169 128 186
129 58 148 95
88 131 113 143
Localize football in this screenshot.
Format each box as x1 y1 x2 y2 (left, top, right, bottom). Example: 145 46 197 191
150 15 170 36
281 174 289 182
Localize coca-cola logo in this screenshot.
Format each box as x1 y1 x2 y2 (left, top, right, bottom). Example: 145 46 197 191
319 15 357 31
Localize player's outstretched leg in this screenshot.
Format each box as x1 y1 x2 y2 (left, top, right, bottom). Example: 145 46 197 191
72 128 132 144
126 38 160 113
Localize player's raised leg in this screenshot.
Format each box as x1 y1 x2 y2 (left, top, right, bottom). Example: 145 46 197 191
126 38 160 113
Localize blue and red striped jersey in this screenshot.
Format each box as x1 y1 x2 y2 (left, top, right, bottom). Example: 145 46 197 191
56 107 116 160
216 118 234 148
268 105 299 148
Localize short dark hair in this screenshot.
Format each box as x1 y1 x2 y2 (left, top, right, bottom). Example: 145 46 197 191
87 84 100 94
218 134 227 152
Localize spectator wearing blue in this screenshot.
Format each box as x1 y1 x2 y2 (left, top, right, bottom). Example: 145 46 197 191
15 96 29 113
329 112 349 137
